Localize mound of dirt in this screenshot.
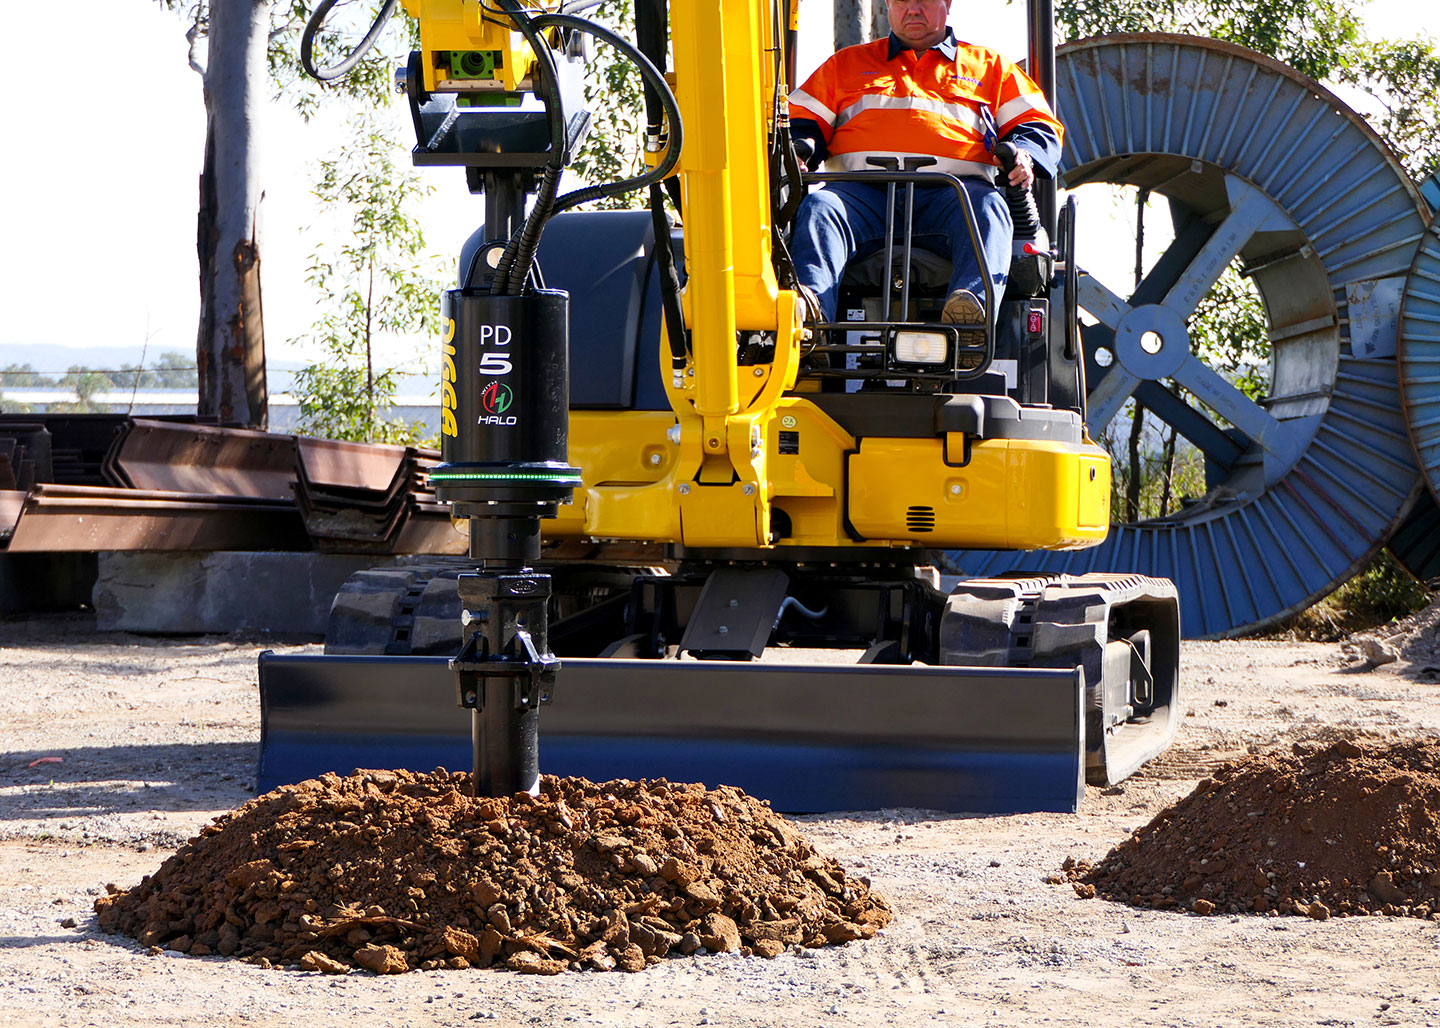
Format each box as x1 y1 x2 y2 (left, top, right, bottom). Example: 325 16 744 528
95 771 891 973
1066 741 1440 918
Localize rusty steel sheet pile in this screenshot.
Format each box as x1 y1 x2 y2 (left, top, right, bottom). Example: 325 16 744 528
294 437 462 554
0 417 458 557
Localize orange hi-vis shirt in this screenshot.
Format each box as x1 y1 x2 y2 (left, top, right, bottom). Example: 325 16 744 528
788 33 1063 180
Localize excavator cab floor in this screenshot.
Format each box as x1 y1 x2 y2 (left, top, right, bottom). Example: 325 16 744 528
258 653 1087 814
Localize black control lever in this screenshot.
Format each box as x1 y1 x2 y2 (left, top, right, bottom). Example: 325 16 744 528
994 141 1043 243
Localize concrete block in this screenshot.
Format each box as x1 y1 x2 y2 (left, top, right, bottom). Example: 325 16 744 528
94 552 406 635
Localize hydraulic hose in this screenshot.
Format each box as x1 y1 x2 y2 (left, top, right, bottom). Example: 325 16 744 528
487 0 569 294
296 0 684 296
494 164 564 295
528 12 683 215
300 0 399 82
494 9 684 294
489 0 569 160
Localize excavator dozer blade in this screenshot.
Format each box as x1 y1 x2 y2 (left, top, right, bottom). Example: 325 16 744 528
259 653 1085 814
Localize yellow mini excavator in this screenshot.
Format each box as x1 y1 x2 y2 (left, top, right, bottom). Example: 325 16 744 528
260 0 1181 813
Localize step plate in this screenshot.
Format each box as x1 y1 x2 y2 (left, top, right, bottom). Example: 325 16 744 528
258 654 1085 814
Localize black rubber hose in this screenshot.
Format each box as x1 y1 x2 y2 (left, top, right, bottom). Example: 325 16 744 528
488 0 568 294
494 9 684 293
493 0 568 161
300 0 399 83
527 12 683 215
497 165 564 295
650 183 690 364
636 0 668 146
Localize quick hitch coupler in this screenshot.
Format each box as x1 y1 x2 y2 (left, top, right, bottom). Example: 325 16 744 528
430 288 581 797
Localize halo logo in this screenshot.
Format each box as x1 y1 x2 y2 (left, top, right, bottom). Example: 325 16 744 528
481 382 514 415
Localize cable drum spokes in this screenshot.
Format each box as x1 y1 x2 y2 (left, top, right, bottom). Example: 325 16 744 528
1078 176 1318 486
950 34 1429 639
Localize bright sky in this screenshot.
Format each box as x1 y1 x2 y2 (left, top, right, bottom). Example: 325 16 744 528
0 0 1433 373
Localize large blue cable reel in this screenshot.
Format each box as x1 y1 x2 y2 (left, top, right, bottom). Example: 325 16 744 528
950 34 1432 639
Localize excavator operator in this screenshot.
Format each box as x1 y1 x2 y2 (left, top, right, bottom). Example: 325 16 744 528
787 0 1064 341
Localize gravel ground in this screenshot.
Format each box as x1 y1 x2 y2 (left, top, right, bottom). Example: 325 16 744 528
4 613 1440 1027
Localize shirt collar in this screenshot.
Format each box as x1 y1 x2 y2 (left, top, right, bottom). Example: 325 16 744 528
887 27 957 61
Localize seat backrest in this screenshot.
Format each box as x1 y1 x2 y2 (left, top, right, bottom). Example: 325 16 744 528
459 210 671 410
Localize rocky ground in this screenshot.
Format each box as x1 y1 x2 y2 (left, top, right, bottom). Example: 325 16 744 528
4 612 1440 1027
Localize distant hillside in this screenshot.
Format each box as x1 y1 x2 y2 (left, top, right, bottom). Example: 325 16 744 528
0 342 300 377
0 345 306 386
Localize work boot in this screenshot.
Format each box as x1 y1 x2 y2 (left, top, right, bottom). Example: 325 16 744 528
796 283 826 324
795 284 830 366
941 288 986 364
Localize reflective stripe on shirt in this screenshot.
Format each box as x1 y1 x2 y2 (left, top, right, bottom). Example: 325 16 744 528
995 93 1052 130
789 87 836 127
834 93 986 136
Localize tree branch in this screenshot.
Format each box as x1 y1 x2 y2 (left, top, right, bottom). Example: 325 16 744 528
270 18 304 44
185 20 207 77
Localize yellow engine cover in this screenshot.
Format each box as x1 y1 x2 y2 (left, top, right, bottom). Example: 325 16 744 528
549 403 1111 553
846 435 1110 550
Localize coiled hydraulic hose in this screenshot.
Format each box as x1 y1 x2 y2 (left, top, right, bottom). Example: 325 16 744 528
300 0 400 82
486 11 683 296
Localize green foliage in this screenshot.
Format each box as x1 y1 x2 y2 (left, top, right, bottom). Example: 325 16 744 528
1190 263 1270 403
157 1 407 113
292 361 432 445
271 1 421 120
1338 549 1432 621
1196 0 1364 82
1057 0 1175 39
289 117 442 445
1341 38 1440 177
50 367 116 414
568 1 649 210
0 364 49 388
1055 0 1363 80
110 352 200 392
1101 411 1208 520
155 351 202 388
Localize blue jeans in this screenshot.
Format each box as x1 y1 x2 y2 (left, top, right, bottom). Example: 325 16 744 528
789 178 1013 322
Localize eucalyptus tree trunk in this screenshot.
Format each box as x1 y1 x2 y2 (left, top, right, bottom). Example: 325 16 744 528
195 0 269 428
834 0 887 48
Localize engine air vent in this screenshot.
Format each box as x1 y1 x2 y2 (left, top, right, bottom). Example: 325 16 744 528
906 505 936 533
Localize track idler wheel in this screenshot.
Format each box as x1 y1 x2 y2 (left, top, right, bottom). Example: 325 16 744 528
939 573 1181 785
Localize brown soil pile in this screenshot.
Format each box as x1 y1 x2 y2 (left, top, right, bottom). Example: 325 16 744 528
95 770 891 974
1066 741 1440 919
